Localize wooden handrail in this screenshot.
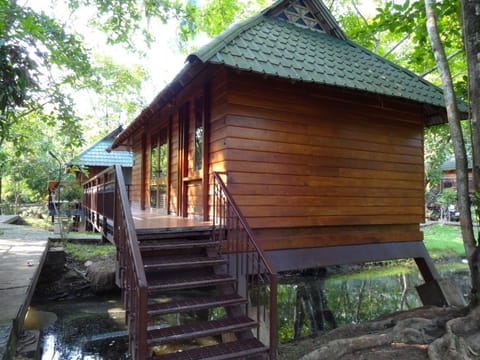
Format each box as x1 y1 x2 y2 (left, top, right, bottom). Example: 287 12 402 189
213 172 278 359
213 173 276 274
113 165 148 359
114 165 148 288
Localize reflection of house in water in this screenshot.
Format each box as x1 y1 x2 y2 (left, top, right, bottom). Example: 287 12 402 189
83 0 469 358
68 126 133 185
440 156 473 193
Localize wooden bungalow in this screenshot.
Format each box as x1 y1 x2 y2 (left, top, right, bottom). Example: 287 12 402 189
84 0 467 358
440 156 473 193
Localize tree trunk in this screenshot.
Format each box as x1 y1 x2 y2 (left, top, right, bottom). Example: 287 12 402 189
0 173 2 215
461 0 480 307
425 0 478 304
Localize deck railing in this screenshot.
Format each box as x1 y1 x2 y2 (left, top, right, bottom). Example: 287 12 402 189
213 172 278 359
82 168 131 240
113 165 148 360
82 167 115 239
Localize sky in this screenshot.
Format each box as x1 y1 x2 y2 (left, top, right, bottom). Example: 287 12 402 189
25 0 381 96
22 0 381 140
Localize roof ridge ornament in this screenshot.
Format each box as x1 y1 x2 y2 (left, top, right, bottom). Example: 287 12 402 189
263 0 347 40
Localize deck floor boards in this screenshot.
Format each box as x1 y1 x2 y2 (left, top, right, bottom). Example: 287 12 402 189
131 210 213 231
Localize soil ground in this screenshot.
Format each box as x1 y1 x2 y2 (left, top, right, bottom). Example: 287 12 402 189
278 305 479 360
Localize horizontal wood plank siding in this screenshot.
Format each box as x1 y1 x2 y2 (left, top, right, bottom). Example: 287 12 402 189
253 224 423 249
218 70 425 248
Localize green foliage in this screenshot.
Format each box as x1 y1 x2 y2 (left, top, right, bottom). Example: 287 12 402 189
83 55 148 133
0 0 92 150
180 0 242 43
68 0 182 48
68 0 269 52
370 0 465 97
437 188 457 207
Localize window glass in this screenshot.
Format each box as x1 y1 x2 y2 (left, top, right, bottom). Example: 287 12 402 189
194 97 204 172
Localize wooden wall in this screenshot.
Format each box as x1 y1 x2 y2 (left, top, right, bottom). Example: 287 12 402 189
210 69 426 251
127 65 427 252
129 67 213 218
130 131 145 210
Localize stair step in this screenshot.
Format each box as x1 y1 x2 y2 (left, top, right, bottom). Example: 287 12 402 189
144 255 226 270
149 338 268 360
147 316 257 346
148 273 236 292
137 229 213 241
140 240 219 252
148 294 247 316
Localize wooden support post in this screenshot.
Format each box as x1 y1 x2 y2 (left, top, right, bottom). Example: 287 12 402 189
414 257 448 307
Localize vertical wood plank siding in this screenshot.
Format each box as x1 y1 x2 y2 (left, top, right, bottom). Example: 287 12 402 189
130 131 144 210
213 69 426 250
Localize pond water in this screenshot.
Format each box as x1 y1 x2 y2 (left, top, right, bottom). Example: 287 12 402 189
25 262 471 359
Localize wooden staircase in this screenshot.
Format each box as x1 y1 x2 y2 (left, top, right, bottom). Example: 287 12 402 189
93 166 277 359
136 228 269 359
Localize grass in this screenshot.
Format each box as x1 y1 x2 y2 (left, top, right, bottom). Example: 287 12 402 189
21 216 468 263
22 216 52 230
62 241 116 261
20 215 115 261
422 224 466 259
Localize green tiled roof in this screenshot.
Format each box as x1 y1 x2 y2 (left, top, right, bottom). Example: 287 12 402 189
112 0 462 149
70 127 132 168
191 14 459 112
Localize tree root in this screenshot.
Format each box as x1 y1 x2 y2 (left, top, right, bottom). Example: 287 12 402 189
427 306 480 360
299 306 473 360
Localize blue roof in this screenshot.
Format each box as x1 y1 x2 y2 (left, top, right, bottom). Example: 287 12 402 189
70 127 133 167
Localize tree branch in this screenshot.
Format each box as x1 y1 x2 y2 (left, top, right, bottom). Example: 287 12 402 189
420 48 464 77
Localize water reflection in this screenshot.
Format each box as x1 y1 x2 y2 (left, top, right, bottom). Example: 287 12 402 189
28 298 130 359
276 263 471 344
29 263 471 357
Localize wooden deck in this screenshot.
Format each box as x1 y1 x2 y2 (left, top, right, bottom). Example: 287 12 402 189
131 210 213 231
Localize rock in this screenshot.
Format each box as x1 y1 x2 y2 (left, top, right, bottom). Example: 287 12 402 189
64 269 80 281
85 254 117 294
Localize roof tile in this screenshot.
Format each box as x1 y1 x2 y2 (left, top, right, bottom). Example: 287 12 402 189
69 128 133 168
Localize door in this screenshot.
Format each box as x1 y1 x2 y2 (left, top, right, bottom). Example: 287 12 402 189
150 127 169 214
177 94 207 219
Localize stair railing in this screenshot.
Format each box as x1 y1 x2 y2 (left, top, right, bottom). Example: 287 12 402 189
113 165 149 360
213 172 278 359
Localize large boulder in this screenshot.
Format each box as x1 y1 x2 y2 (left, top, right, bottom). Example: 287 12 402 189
85 253 117 294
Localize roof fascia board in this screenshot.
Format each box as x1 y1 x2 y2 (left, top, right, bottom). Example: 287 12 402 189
112 58 207 149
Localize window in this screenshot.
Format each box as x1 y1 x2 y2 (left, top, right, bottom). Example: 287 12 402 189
194 96 204 172
150 128 168 209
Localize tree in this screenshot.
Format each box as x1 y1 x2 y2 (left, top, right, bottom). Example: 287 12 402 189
82 55 148 137
424 0 479 306
354 0 477 306
0 0 91 149
460 0 480 306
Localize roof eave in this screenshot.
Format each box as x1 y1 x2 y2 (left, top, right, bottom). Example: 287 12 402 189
112 58 207 149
